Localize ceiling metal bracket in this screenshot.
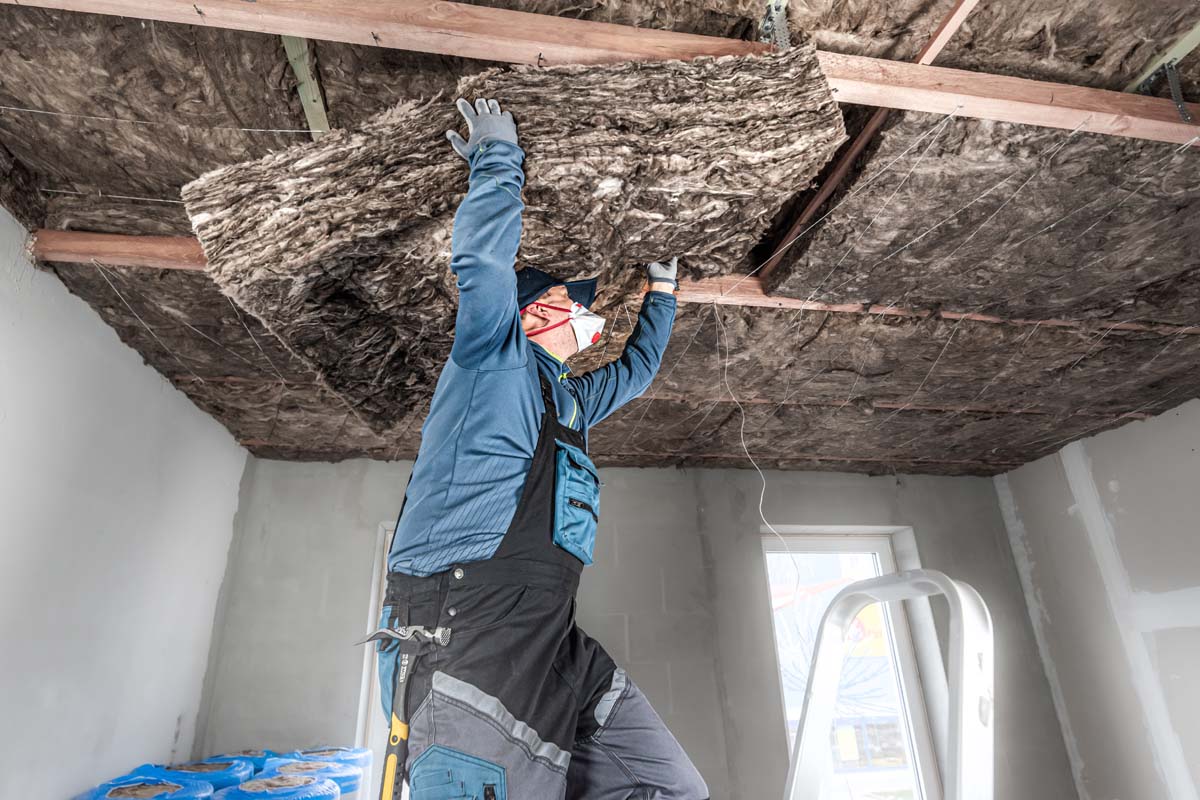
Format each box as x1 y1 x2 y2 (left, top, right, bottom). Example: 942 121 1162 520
759 0 790 49
1134 60 1194 124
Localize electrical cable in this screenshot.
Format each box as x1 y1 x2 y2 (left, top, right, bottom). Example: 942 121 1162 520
711 303 805 600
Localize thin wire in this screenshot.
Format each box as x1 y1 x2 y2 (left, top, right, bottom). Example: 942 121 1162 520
95 265 278 376
0 102 320 135
40 187 186 206
618 308 711 445
719 108 964 297
748 119 963 427
226 296 288 384
784 113 960 329
835 126 1089 428
871 312 973 429
857 120 1092 285
712 303 803 597
92 261 206 385
977 134 1200 265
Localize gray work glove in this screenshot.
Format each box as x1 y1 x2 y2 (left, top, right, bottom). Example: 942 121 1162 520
646 257 679 289
445 98 518 161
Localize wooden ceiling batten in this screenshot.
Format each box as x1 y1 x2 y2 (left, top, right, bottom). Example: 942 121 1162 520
2 0 1199 144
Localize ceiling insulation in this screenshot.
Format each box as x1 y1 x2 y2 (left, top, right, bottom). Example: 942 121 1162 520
2 0 1199 475
767 113 1200 326
790 0 1200 88
182 44 846 431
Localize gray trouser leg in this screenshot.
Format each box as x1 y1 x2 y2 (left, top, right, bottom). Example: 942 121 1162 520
565 672 709 800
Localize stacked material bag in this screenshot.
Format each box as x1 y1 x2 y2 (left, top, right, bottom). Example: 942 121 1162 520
260 758 362 800
77 775 214 799
209 750 279 774
131 758 255 791
214 775 340 799
282 748 372 775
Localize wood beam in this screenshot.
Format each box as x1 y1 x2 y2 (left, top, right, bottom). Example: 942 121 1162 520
5 0 1200 145
2 0 769 65
758 0 978 281
33 231 1200 337
30 229 208 271
281 35 331 141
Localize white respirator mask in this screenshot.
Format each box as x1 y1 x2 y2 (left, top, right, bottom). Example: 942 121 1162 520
524 301 607 353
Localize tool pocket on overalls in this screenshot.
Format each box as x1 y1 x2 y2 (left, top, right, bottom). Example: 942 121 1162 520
407 672 568 799
553 439 600 565
410 746 504 800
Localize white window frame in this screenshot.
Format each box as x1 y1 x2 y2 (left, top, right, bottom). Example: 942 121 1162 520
761 525 946 800
353 521 395 794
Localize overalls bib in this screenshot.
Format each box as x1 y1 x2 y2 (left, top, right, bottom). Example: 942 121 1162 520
373 368 618 800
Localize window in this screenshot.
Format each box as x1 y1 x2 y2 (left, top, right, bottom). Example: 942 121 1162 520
762 528 941 800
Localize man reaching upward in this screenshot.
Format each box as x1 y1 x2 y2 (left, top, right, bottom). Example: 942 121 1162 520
370 98 707 800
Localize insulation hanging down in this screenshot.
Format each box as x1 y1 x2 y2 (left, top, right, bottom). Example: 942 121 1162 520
182 40 847 431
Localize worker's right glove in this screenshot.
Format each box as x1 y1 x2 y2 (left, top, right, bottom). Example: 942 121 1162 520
445 98 518 161
646 256 679 289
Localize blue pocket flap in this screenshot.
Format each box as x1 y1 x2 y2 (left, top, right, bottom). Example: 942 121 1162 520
553 440 600 566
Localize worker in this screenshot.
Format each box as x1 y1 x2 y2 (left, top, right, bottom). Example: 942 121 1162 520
368 98 708 800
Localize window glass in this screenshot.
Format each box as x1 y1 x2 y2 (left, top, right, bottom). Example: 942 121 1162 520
765 548 924 800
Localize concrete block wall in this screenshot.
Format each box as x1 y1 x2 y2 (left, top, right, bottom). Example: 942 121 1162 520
575 468 729 798
200 458 1077 799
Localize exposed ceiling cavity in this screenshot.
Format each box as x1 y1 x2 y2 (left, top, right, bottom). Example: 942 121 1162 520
1 0 1198 475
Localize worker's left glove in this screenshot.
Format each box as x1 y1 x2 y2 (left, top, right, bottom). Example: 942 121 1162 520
646 257 679 289
445 98 518 161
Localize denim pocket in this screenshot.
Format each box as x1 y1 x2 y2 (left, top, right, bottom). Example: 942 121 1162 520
553 439 600 565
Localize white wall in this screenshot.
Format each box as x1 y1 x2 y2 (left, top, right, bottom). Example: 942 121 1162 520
699 470 1076 800
196 458 411 757
202 458 1075 799
997 400 1200 800
0 208 248 798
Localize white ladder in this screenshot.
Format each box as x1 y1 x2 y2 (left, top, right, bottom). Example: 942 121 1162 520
783 569 994 800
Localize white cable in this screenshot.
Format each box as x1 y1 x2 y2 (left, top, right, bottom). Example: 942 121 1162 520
0 102 320 135
712 303 803 598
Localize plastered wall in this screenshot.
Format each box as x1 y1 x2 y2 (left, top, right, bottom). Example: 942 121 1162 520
998 400 1200 800
201 458 1075 799
0 208 247 798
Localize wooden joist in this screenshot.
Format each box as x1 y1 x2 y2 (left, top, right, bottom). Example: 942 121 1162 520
4 0 1200 145
758 0 979 280
31 230 208 271
32 230 1200 337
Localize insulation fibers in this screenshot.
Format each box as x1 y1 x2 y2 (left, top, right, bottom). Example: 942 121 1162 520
184 43 846 430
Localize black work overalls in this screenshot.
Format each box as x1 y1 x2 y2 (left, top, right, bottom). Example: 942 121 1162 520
375 370 618 800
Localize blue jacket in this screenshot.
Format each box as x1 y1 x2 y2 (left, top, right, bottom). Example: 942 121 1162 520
388 141 677 576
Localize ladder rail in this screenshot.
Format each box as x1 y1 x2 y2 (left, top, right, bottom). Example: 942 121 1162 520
782 569 994 800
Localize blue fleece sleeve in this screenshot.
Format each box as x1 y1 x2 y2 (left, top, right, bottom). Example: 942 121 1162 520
448 140 528 371
570 291 677 428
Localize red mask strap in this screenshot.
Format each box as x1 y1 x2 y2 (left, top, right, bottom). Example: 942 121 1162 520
522 301 575 338
524 317 573 338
